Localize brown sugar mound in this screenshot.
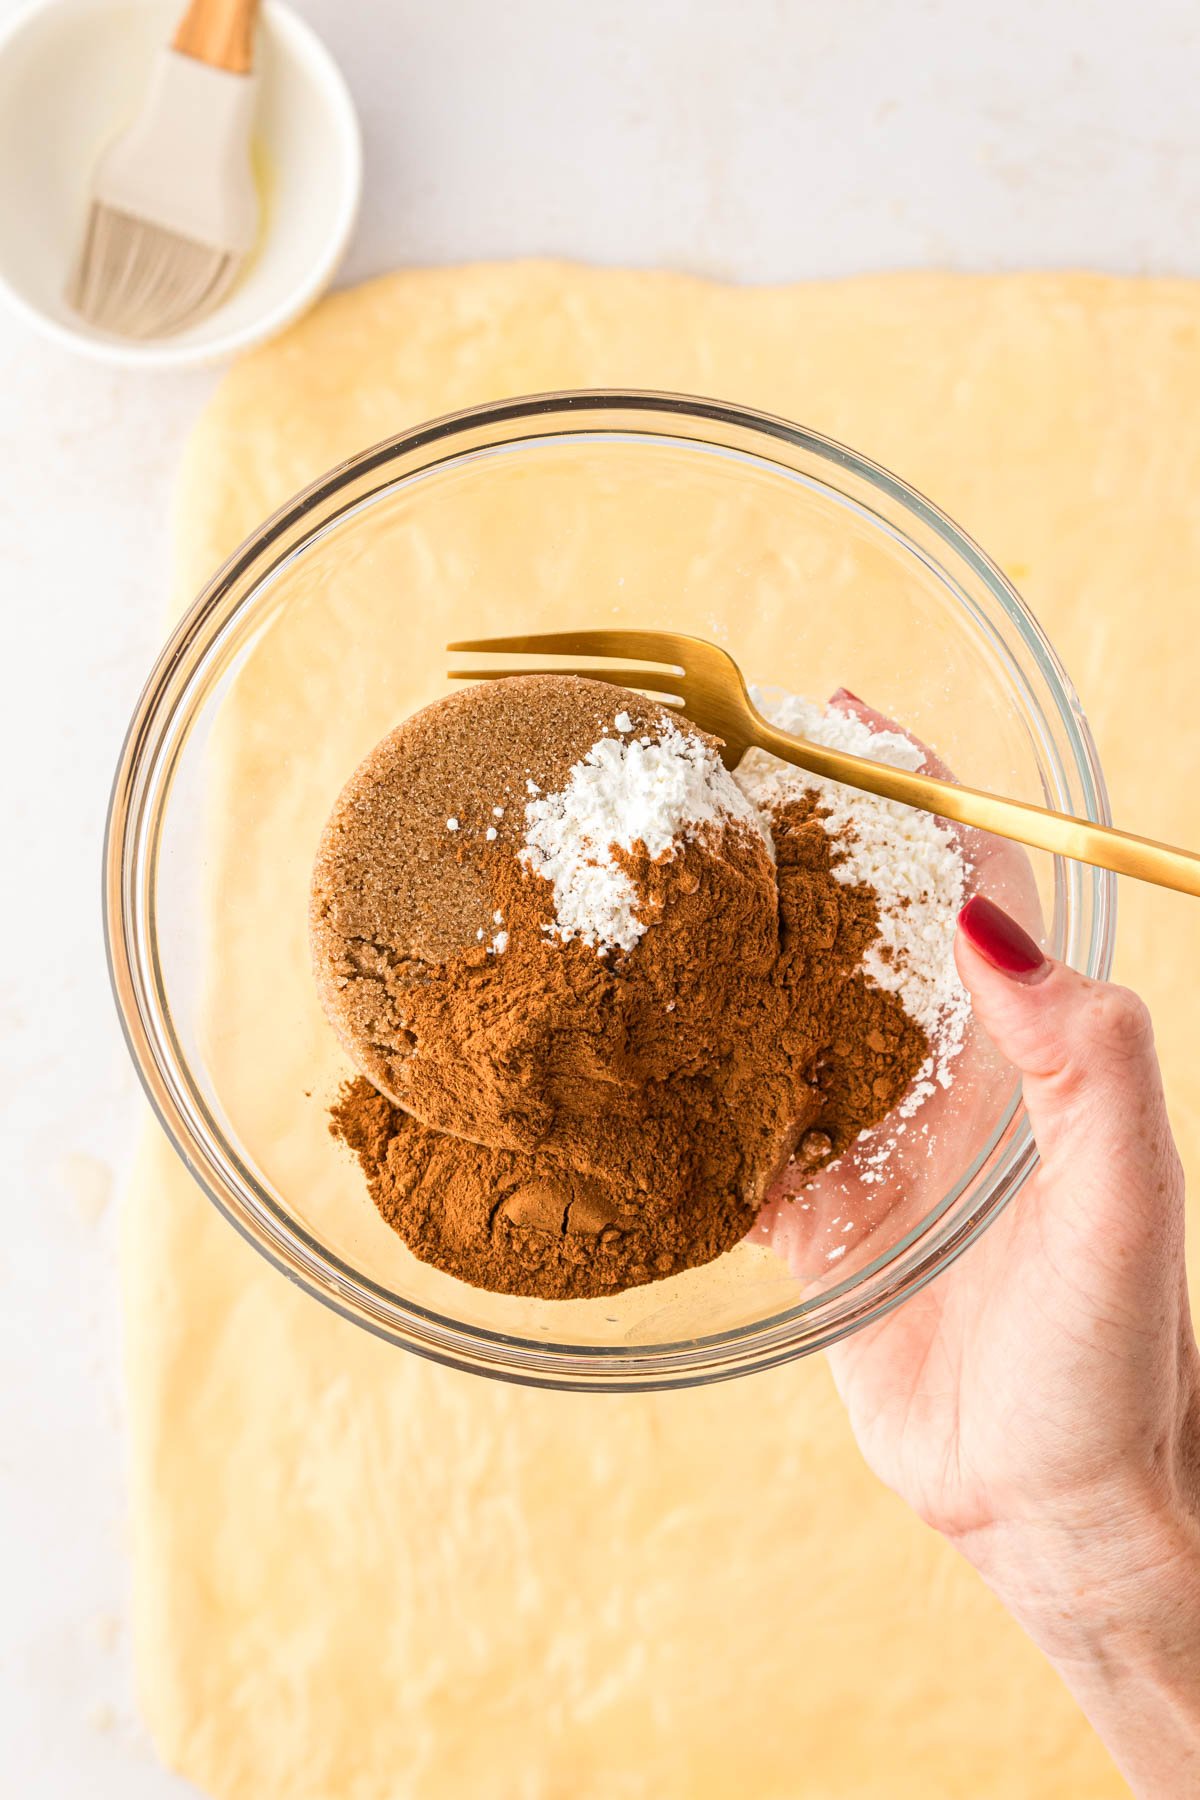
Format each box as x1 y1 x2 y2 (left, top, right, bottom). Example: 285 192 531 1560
309 675 767 1148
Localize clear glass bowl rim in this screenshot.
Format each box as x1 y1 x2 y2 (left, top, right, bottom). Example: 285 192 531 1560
104 388 1116 1391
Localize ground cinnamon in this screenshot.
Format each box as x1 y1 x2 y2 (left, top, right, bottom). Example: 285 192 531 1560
329 787 927 1300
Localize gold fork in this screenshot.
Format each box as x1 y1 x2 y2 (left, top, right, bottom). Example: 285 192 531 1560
448 629 1200 898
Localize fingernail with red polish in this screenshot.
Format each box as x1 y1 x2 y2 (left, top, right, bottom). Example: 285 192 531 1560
958 895 1047 979
832 687 865 706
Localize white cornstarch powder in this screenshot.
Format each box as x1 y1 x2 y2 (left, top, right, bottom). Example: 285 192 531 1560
520 715 768 953
735 686 970 1097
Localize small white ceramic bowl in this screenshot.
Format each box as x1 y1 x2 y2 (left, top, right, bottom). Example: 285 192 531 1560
0 0 361 367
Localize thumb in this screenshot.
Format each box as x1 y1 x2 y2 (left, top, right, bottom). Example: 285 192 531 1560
955 896 1181 1232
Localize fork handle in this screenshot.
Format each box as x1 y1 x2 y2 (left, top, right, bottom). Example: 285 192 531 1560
754 722 1200 899
173 0 260 74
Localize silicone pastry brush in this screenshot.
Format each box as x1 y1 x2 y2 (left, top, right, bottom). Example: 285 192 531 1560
67 0 261 339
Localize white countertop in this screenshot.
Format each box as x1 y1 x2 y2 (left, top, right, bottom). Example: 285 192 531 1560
2 1 1197 1792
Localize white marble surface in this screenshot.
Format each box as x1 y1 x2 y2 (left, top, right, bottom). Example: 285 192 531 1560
1 0 1197 1792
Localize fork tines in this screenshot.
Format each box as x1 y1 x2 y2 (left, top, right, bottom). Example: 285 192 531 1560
447 629 697 702
447 629 688 663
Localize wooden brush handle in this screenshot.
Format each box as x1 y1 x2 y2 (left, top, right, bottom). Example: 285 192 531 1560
173 0 261 74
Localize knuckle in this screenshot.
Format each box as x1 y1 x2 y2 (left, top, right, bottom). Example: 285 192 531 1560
1084 984 1154 1059
1025 982 1156 1108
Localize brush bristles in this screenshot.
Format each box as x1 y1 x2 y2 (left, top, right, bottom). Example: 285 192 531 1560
67 204 243 340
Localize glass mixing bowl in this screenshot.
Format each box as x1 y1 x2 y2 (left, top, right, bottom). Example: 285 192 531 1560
105 391 1115 1390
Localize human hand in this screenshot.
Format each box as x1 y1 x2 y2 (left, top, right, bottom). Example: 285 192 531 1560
758 698 1197 1556
758 701 1200 1797
828 902 1198 1549
836 899 1200 1795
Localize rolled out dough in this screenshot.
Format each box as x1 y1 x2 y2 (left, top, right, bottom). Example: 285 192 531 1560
125 264 1200 1798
